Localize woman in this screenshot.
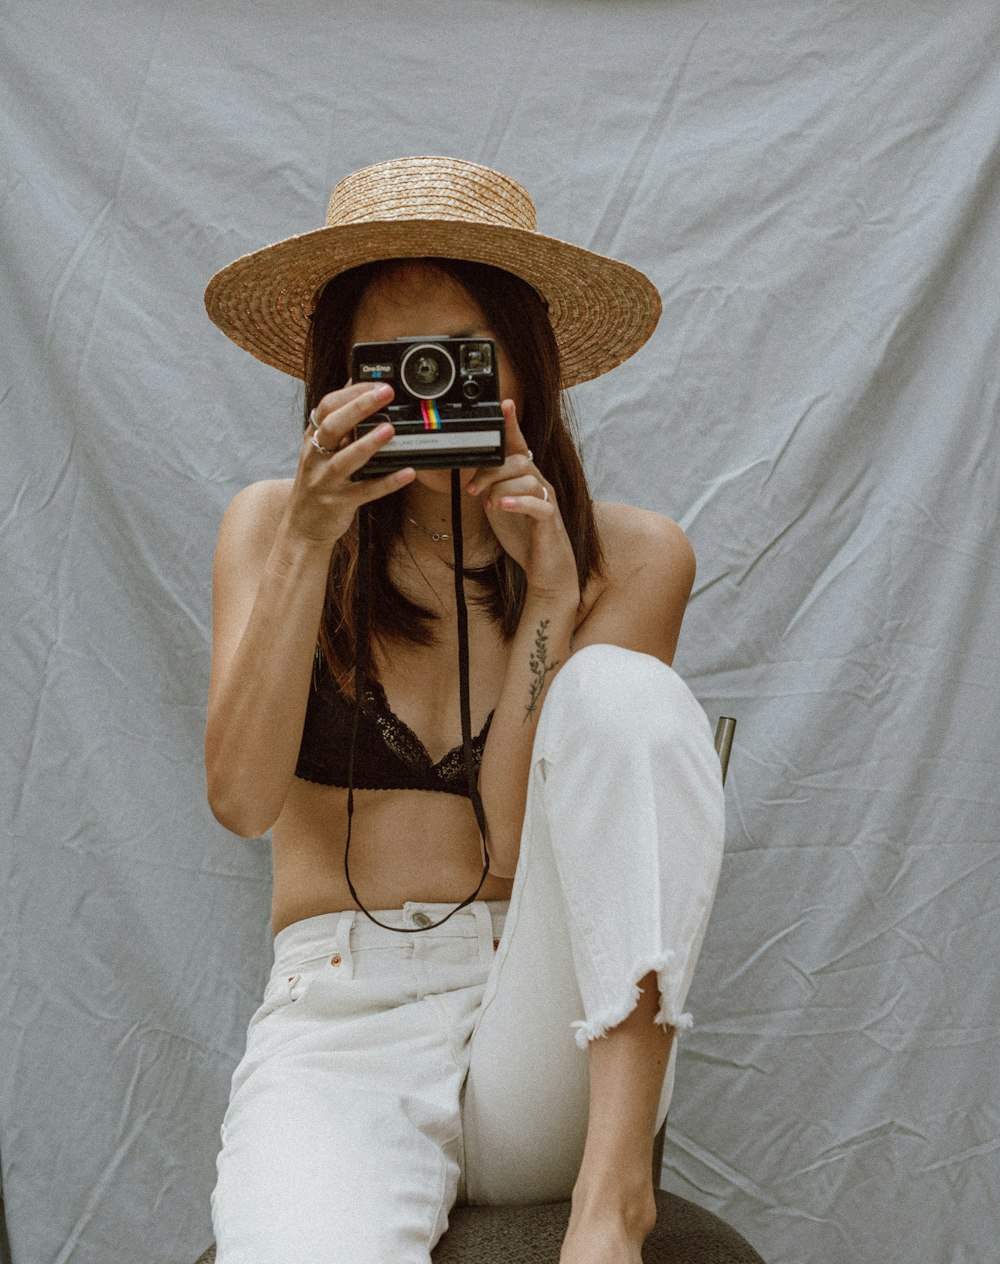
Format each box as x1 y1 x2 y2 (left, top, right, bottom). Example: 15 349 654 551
204 156 725 1264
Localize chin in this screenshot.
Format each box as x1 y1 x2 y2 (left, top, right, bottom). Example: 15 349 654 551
414 467 475 495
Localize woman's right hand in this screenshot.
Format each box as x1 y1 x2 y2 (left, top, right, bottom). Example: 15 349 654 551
286 382 415 545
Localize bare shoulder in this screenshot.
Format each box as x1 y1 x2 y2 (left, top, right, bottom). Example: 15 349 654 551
216 477 293 558
575 502 695 665
593 501 695 589
212 479 294 598
221 477 293 536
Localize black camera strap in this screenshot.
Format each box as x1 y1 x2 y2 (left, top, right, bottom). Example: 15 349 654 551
343 468 491 932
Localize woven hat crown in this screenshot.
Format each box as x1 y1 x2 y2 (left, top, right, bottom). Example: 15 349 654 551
324 157 538 232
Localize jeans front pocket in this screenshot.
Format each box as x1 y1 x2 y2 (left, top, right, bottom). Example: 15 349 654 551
249 957 326 1028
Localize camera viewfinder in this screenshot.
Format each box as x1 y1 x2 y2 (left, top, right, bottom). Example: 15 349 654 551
460 342 493 376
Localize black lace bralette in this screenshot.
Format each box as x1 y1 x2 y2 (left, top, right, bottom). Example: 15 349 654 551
295 653 494 796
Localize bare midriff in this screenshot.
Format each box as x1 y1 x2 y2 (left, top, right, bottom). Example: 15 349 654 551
265 523 605 939
271 780 515 936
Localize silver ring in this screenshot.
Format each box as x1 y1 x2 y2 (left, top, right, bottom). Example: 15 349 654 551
309 408 320 430
526 449 534 462
541 486 549 502
310 432 334 457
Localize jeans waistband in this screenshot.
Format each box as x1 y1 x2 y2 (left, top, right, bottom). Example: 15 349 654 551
272 900 509 973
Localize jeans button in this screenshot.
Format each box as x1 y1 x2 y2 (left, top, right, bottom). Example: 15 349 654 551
412 911 432 928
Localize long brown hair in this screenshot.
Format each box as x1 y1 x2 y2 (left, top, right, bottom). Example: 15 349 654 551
304 258 604 689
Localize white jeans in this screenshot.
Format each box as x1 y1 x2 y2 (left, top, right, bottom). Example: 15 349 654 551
211 645 725 1263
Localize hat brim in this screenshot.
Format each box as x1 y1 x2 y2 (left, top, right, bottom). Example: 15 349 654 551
204 219 661 388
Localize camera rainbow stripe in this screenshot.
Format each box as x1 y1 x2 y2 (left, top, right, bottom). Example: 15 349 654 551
420 399 442 430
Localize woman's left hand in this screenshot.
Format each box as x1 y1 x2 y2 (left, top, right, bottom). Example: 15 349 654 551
467 402 580 605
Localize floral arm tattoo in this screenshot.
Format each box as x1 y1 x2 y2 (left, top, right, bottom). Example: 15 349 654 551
524 619 560 723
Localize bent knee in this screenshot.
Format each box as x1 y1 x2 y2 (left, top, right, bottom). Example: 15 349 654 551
545 644 709 745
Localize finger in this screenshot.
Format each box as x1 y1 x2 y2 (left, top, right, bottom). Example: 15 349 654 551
312 380 379 423
482 474 542 509
332 419 401 479
469 452 537 498
353 464 416 502
304 410 394 470
502 399 530 458
316 379 377 407
313 383 394 443
303 414 414 497
467 399 528 493
494 493 556 519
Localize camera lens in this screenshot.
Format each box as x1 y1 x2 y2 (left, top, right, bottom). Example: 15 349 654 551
414 357 438 385
462 380 481 400
400 343 456 399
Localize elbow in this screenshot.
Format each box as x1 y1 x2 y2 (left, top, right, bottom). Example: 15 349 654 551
207 789 272 839
208 798 272 839
205 765 277 839
204 725 284 838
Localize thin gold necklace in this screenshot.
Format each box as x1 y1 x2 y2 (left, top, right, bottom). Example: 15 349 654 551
406 515 451 543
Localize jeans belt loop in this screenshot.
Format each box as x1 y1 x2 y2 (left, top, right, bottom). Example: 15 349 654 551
335 909 357 978
469 900 495 965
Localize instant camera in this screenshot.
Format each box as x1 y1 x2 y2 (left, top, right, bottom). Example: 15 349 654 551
351 336 505 477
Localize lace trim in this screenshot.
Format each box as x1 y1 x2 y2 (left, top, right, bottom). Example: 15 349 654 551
363 678 493 785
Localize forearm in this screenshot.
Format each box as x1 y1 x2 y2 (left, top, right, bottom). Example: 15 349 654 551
205 522 333 836
478 590 578 876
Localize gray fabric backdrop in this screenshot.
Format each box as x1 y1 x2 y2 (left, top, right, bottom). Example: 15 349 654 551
3 1 998 1261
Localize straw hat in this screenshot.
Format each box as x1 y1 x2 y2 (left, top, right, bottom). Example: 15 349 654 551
204 156 661 388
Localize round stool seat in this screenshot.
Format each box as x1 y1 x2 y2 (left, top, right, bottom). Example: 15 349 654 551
432 1189 765 1262
194 1188 765 1263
